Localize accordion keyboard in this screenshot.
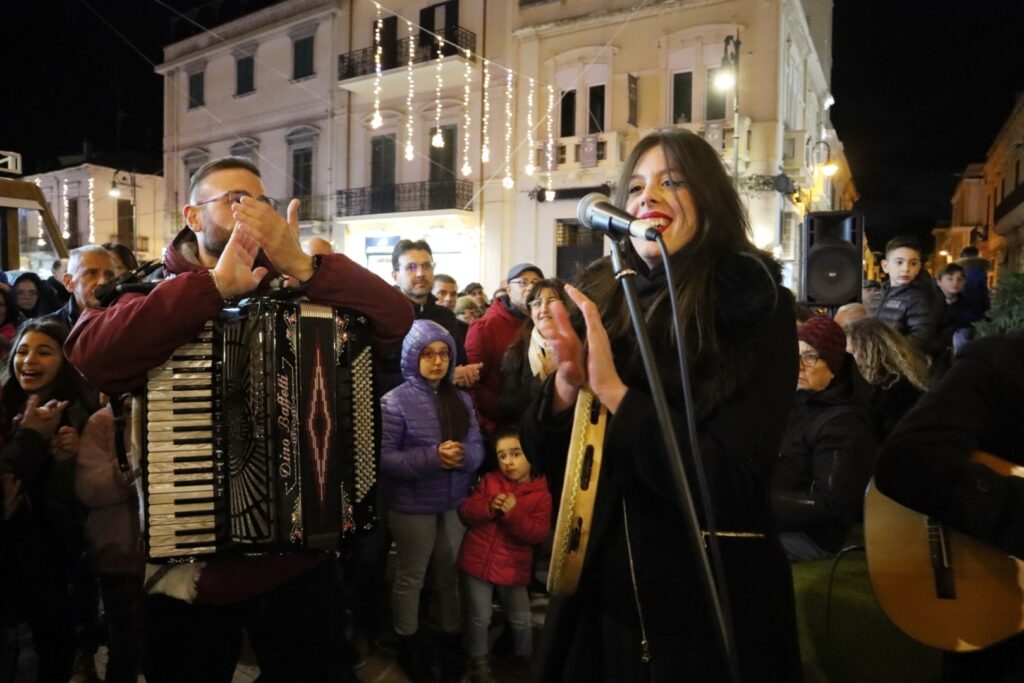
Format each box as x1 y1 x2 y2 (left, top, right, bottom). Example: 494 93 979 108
144 322 220 557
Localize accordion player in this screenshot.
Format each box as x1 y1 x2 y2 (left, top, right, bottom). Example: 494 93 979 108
138 297 378 561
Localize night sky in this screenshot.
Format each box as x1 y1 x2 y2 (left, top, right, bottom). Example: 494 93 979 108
2 0 1023 250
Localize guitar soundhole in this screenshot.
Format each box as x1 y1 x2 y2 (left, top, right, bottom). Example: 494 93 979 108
569 517 583 551
580 446 594 490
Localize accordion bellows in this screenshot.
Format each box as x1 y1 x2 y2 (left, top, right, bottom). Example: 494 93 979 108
138 298 378 561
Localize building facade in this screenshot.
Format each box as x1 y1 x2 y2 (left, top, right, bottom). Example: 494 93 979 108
157 0 851 292
24 164 165 263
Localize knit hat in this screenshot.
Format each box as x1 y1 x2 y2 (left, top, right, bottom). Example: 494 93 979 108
797 316 846 375
507 263 544 282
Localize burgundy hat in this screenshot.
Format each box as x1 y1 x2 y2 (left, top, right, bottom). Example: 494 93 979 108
798 316 846 375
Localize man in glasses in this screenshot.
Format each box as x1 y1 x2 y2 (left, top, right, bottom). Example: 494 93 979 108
65 156 413 682
466 262 544 436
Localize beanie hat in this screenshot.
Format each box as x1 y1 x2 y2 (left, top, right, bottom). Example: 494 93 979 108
797 316 846 375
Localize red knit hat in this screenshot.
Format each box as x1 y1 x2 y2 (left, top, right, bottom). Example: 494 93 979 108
797 316 846 375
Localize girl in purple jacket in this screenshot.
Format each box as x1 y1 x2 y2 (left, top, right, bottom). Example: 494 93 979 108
380 319 484 683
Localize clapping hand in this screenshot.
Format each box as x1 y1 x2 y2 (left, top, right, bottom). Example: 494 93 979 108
233 197 314 283
15 395 69 440
211 227 268 299
50 426 80 462
438 440 465 470
547 284 628 413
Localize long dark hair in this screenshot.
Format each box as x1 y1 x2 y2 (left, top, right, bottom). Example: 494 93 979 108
581 129 769 359
432 350 470 441
1 319 82 436
12 272 53 318
0 286 21 328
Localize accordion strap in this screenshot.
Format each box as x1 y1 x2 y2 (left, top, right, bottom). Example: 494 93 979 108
111 393 135 482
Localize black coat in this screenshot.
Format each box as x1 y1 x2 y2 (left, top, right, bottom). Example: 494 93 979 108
377 291 466 394
524 251 801 682
875 270 943 354
771 359 877 553
877 332 1024 558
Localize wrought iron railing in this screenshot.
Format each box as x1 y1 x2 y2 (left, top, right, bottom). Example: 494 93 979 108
335 180 474 217
338 25 477 80
294 195 327 222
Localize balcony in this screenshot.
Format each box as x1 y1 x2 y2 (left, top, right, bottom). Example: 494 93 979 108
338 26 476 81
294 195 329 222
995 182 1024 232
538 132 628 173
336 179 474 218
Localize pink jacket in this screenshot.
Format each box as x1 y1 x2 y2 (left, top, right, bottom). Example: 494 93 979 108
457 471 551 588
75 406 144 576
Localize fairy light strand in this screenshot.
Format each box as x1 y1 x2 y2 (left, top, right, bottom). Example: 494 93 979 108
481 60 491 164
461 48 473 176
431 36 445 148
546 84 555 199
404 19 415 160
370 2 383 129
524 77 536 176
502 69 514 189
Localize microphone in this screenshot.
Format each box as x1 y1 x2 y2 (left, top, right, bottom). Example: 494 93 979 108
576 193 659 241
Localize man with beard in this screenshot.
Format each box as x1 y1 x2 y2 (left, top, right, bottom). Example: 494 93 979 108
64 156 413 682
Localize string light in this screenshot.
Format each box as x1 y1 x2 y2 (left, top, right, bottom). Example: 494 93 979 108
481 60 491 164
546 84 555 200
461 48 473 176
524 77 536 176
431 36 445 148
370 2 383 129
88 177 95 243
502 68 514 189
404 20 415 161
61 179 71 239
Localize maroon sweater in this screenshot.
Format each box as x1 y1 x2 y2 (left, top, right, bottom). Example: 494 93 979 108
65 228 413 604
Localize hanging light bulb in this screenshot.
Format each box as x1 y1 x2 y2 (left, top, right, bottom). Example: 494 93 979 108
502 176 514 190
544 188 555 202
481 60 491 164
371 3 383 129
432 36 445 149
524 77 535 176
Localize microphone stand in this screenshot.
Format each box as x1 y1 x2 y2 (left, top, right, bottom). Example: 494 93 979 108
607 238 741 682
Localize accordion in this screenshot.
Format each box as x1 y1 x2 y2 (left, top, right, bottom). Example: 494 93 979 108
138 298 378 561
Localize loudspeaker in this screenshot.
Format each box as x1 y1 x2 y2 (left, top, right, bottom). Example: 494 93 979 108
799 211 863 306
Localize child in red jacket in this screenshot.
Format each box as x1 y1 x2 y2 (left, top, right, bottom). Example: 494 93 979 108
457 427 551 683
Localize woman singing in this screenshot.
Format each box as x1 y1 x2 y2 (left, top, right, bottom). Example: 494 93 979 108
525 130 800 681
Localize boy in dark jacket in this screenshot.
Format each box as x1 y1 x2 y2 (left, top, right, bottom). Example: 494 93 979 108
875 236 942 355
457 427 551 682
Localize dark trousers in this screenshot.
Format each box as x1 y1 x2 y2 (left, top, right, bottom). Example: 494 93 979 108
98 573 144 683
143 561 337 683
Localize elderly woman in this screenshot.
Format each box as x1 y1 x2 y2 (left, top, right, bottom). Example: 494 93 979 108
771 316 877 561
498 278 567 427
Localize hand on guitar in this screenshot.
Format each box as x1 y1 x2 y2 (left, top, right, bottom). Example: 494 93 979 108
490 493 517 517
548 284 627 414
438 440 465 470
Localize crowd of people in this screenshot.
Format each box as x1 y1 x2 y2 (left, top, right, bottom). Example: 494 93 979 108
0 129 1012 683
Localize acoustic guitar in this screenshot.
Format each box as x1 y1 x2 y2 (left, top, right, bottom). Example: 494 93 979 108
864 452 1024 652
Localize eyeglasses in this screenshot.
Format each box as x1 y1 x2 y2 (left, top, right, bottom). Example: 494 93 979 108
799 352 822 368
420 348 451 363
401 261 435 274
509 278 541 288
194 190 280 211
528 297 560 310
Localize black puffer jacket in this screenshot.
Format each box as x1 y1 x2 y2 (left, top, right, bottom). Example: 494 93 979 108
771 358 877 553
875 270 943 354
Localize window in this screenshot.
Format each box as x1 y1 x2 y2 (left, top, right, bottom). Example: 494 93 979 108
236 55 254 95
116 199 134 246
188 71 204 109
182 149 209 187
229 139 259 162
560 90 576 137
587 84 605 134
292 148 313 198
705 67 727 120
672 72 693 124
66 197 80 248
293 35 315 79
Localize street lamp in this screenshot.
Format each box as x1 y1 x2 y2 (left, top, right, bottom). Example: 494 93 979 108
715 33 741 187
811 140 839 177
108 169 138 253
